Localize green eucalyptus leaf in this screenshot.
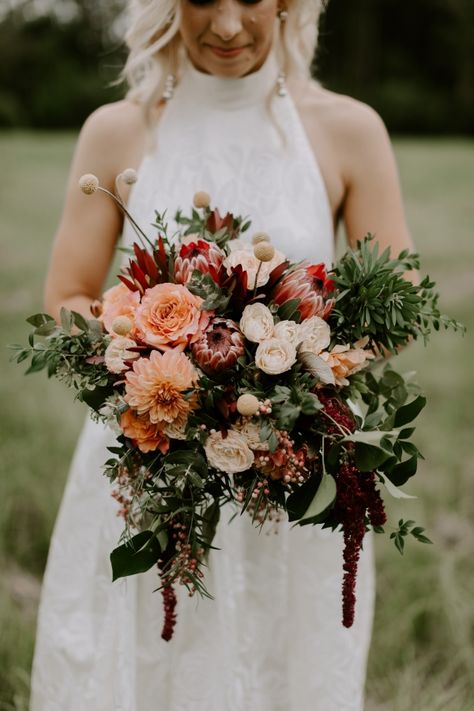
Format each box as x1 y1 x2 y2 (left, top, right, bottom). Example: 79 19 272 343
26 313 55 327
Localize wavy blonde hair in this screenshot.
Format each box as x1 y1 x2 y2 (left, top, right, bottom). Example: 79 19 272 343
122 0 327 120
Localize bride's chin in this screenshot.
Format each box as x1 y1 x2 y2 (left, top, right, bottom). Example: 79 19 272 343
192 46 262 78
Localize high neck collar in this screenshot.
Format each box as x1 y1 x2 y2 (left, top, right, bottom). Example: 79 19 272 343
179 50 280 111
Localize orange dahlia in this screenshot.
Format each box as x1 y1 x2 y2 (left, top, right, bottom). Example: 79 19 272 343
124 350 198 426
120 409 170 454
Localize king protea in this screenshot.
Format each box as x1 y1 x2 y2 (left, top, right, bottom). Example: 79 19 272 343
191 317 245 375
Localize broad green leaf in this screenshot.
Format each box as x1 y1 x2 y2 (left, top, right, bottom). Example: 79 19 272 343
298 474 337 525
378 473 417 499
110 531 161 581
277 299 301 322
343 429 400 446
393 396 426 427
385 455 418 486
354 442 391 471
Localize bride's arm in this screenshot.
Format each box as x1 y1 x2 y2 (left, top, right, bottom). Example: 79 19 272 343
338 103 416 260
44 100 145 321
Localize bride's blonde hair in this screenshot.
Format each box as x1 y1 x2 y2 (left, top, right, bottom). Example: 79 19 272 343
122 0 327 120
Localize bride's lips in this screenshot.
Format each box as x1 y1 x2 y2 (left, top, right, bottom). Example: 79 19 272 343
207 45 247 59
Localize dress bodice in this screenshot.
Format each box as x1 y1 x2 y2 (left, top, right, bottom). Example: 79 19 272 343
123 50 335 267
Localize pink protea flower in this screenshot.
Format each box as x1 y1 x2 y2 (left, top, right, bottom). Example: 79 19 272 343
174 238 225 286
272 263 335 321
191 317 245 375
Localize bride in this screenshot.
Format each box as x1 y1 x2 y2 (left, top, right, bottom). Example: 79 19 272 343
30 1 415 709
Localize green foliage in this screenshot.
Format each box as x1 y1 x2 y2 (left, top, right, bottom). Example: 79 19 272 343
329 236 464 353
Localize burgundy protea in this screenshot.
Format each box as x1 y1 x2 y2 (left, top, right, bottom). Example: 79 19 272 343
272 262 336 321
174 239 225 285
191 317 245 375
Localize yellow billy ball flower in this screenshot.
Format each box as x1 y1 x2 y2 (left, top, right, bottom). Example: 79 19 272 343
236 393 260 417
79 173 99 195
111 315 133 336
253 242 276 262
193 191 211 209
251 232 270 246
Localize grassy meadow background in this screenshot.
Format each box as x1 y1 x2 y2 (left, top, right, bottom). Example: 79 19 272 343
0 132 473 710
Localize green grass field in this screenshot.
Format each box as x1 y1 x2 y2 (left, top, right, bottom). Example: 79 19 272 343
0 132 473 710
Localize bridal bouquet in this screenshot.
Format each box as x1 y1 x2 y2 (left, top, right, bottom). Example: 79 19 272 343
12 172 462 641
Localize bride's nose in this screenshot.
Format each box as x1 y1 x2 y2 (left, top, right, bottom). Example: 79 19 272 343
210 2 244 41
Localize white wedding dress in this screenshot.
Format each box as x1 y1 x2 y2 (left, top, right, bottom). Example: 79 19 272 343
30 51 375 711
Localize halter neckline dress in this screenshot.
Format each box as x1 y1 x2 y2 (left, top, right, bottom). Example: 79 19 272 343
30 50 375 711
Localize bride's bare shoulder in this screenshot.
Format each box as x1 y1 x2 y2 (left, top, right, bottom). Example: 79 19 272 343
74 100 149 182
291 79 391 152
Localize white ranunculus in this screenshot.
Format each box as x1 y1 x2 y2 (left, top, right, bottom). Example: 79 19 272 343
204 430 255 474
104 336 139 374
223 247 286 289
255 337 297 375
273 319 301 346
240 303 275 343
298 315 331 354
233 418 270 451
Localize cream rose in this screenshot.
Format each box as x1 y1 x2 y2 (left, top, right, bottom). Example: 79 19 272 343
104 336 139 374
298 316 331 354
204 430 254 474
233 418 270 451
223 246 286 289
273 319 301 346
255 337 297 375
240 303 275 343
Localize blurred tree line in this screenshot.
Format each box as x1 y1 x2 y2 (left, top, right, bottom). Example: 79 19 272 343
0 0 472 133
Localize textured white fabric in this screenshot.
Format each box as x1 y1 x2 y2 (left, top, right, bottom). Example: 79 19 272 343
30 50 375 711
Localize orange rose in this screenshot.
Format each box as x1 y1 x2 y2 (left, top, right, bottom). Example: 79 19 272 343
120 409 170 454
101 283 140 334
135 283 211 350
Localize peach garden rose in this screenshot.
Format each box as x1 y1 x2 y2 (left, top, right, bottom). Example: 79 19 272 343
101 283 140 334
135 283 211 351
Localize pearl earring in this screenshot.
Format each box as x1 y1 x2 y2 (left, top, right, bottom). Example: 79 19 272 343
277 8 288 97
162 74 176 101
276 71 287 97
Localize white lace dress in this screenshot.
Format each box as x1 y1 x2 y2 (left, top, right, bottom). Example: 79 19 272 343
30 52 375 711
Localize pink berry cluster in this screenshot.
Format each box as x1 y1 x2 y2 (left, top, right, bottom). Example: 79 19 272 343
256 430 310 485
169 519 205 593
110 463 150 522
235 478 282 527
